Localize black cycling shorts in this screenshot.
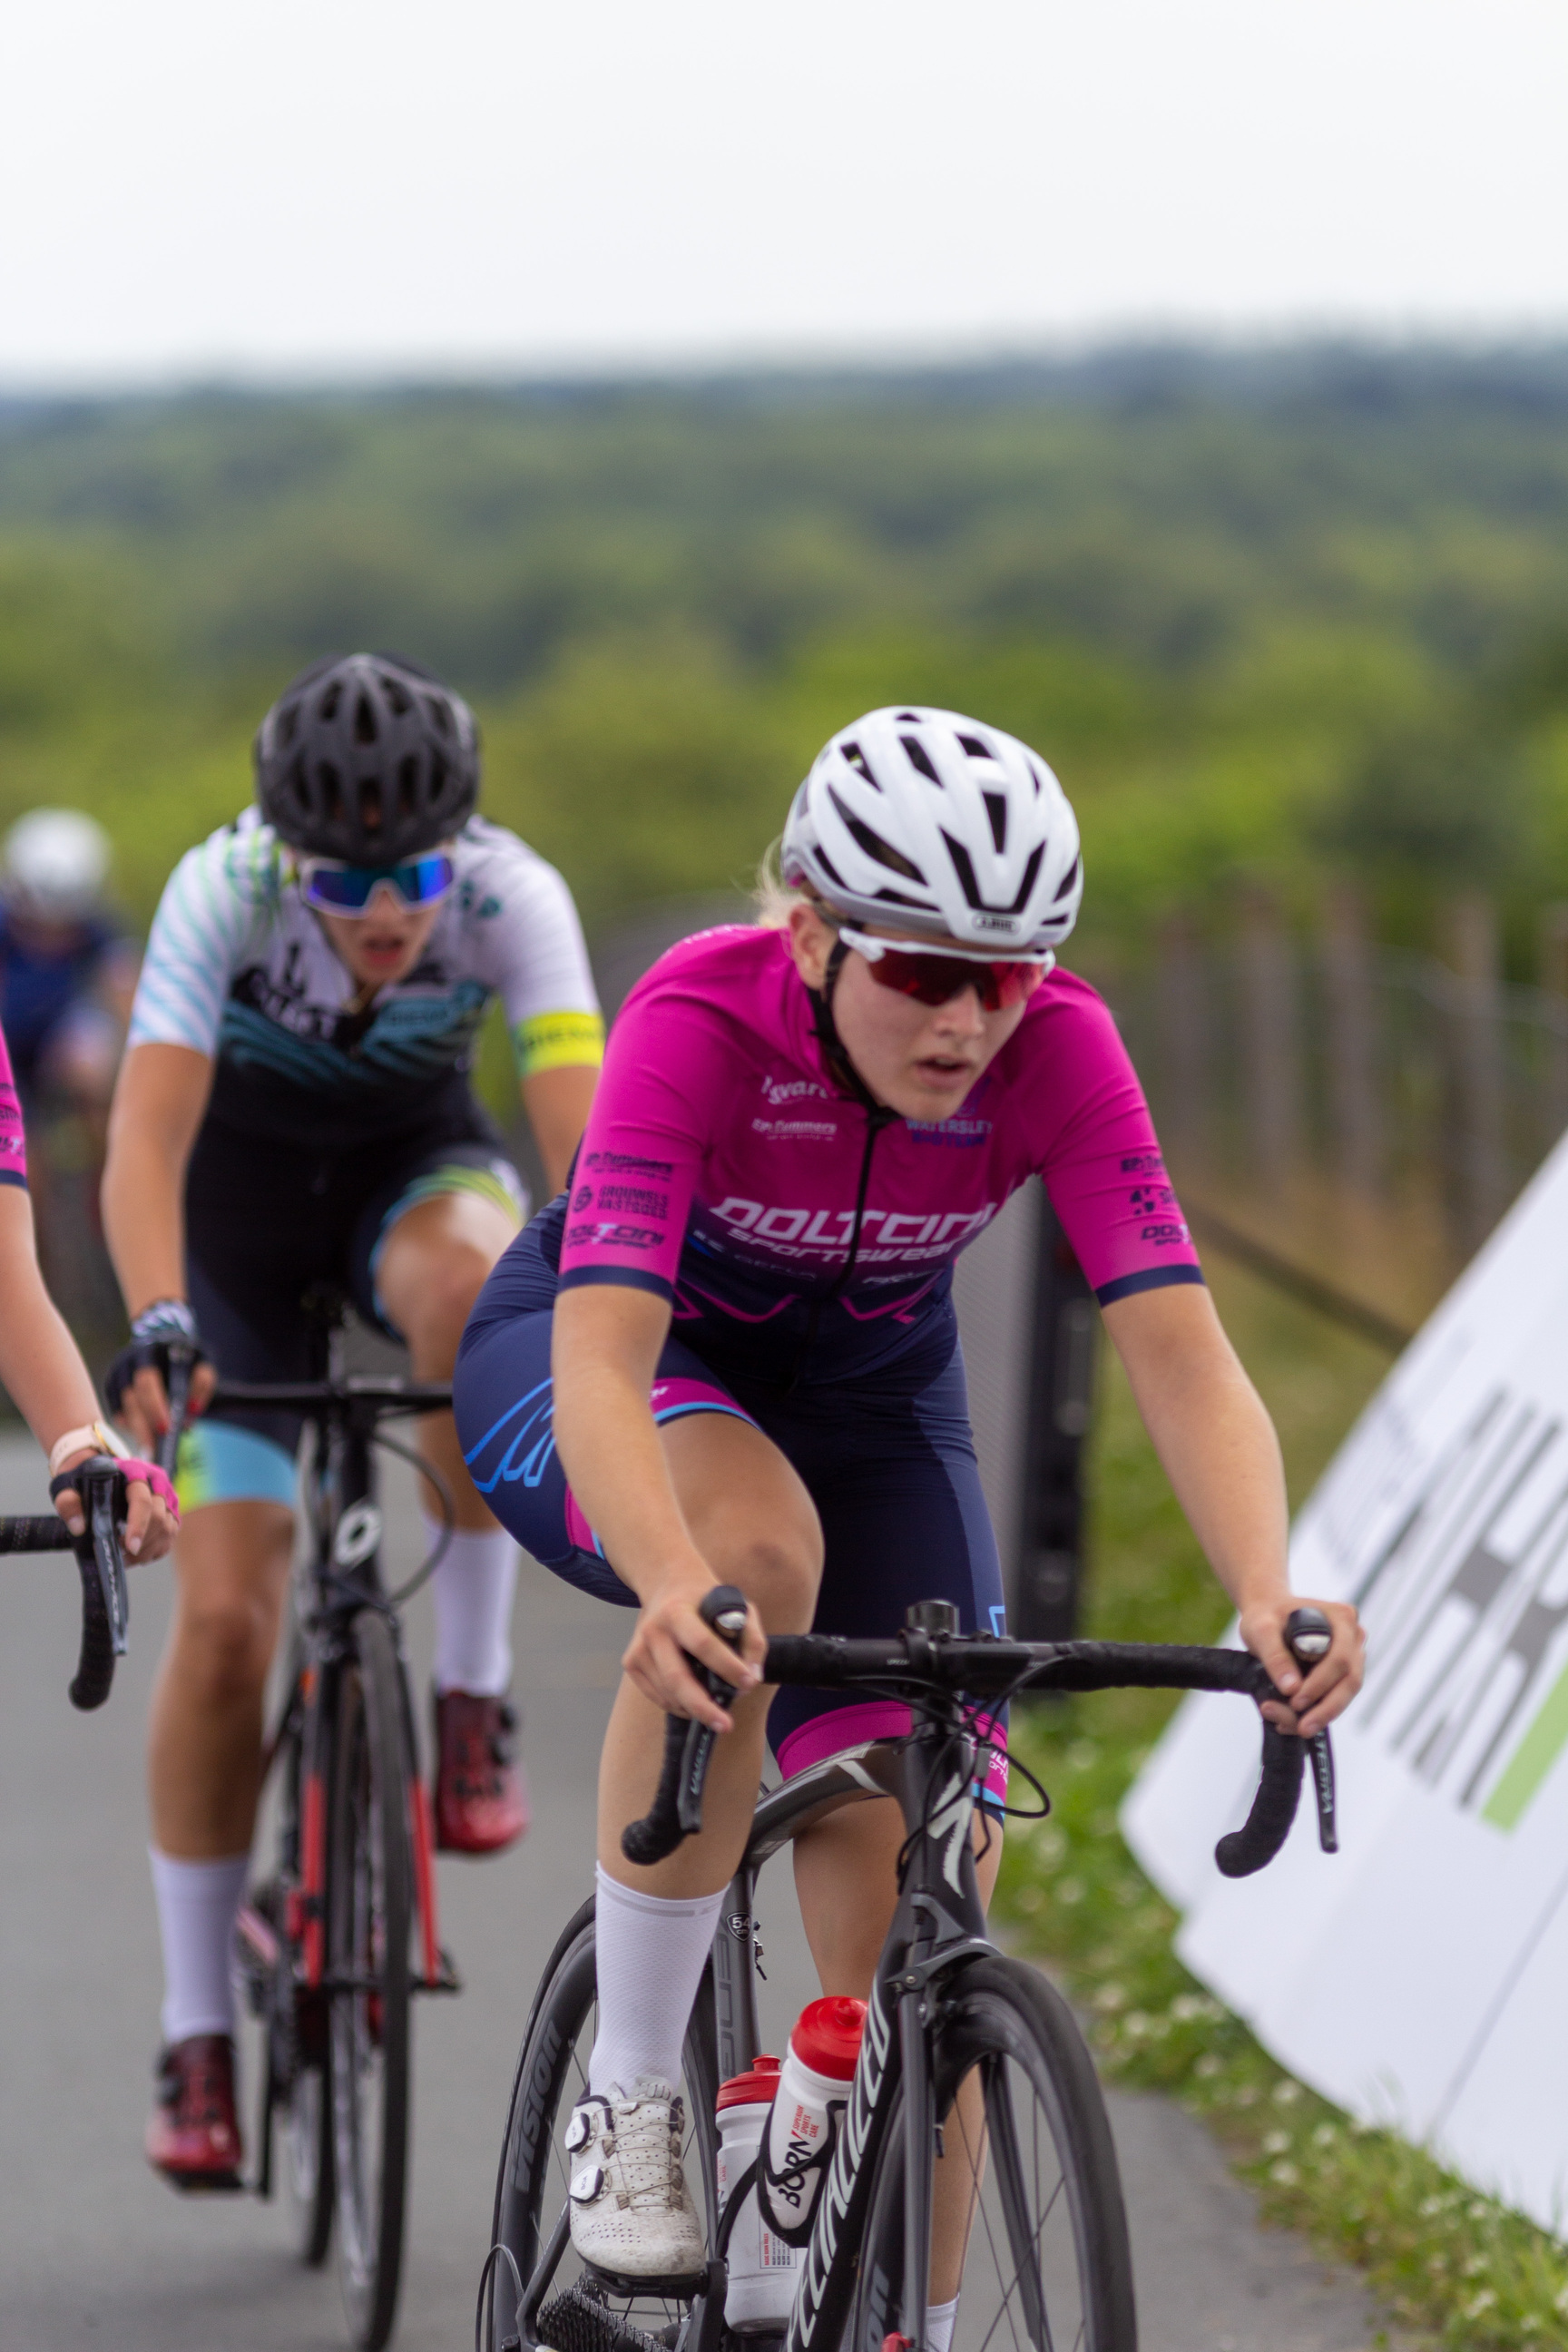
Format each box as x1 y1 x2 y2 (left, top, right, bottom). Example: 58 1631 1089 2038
178 1105 524 1510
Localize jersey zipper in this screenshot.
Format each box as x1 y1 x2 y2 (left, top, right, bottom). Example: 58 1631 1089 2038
787 1100 898 1391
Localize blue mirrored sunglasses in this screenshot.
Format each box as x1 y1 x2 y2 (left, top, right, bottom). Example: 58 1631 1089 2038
299 853 456 915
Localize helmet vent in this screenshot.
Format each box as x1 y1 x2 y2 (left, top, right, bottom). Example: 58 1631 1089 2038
320 681 343 722
942 834 984 911
899 737 942 785
383 673 413 718
353 691 379 746
397 755 419 818
1008 844 1044 913
983 792 1007 853
829 788 925 883
320 763 343 823
1052 854 1081 904
839 741 881 790
956 734 990 760
426 695 453 740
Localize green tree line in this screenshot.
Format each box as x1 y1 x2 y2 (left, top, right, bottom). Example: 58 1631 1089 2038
2 347 1567 964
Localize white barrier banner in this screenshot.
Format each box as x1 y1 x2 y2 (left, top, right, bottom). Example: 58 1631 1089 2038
1122 1135 1568 2232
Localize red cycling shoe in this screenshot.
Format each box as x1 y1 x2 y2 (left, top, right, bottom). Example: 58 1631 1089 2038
145 2034 244 2190
433 1689 531 1854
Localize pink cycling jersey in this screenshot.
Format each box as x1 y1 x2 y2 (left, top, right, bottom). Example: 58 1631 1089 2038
0 1020 26 1191
556 926 1197 1367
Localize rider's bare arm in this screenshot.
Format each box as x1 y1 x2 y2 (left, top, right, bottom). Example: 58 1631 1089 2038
1102 1280 1364 1738
0 1184 173 1557
522 1062 599 1196
101 1041 220 1446
552 1283 765 1729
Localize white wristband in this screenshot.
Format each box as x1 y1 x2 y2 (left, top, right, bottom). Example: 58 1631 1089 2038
49 1420 132 1478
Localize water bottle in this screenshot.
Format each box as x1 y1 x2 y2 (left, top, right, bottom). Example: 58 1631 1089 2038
716 2057 802 2331
759 1995 867 2246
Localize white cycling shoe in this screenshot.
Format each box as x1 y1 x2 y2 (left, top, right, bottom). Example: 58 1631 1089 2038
565 2079 706 2282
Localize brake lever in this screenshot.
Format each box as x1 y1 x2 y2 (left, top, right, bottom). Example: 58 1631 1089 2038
158 1340 197 1480
1283 1605 1338 1856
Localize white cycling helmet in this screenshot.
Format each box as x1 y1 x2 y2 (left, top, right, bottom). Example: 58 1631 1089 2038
781 706 1083 956
3 808 112 922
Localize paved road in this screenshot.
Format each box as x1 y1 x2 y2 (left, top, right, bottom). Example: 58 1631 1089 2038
0 1431 1401 2351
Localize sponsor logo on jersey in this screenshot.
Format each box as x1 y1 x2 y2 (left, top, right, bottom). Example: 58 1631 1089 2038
584 1150 675 1180
572 1185 593 1210
760 1074 831 1107
906 1116 992 1147
597 1184 670 1216
1120 1152 1167 1176
565 1220 662 1251
711 1197 996 1258
751 1116 839 1142
1129 1183 1175 1214
1141 1220 1190 1246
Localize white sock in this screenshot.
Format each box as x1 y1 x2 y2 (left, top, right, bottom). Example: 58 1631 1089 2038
588 1864 725 2097
429 1519 518 1696
928 2298 959 2352
150 1848 250 2044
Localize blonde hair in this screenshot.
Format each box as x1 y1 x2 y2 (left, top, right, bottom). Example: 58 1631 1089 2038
753 838 818 930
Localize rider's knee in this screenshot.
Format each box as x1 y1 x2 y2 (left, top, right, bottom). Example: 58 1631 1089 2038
387 1238 493 1356
721 1522 822 1629
177 1592 274 1707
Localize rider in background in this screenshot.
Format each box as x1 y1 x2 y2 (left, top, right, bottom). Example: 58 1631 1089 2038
454 707 1366 2300
0 809 138 1116
100 653 603 2188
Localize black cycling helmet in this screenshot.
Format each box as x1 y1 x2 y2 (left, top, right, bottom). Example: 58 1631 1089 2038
253 652 480 862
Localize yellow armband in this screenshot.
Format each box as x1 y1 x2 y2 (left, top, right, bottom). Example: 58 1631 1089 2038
513 1009 605 1079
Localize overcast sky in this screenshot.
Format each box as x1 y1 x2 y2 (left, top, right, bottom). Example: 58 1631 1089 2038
3 0 1564 385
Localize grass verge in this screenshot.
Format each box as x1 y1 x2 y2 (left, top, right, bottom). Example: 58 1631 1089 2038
995 1259 1568 2351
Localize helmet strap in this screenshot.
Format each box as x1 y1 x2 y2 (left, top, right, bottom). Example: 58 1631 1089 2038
807 938 885 1114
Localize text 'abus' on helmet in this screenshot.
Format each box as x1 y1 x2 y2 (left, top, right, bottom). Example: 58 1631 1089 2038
252 652 481 864
779 707 1083 956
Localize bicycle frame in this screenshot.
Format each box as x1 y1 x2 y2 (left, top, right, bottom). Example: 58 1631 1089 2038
707 1722 992 2352
233 1330 462 2188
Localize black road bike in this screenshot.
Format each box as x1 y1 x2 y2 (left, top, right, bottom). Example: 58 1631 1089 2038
0 1454 137 1709
213 1296 462 2352
480 1591 1338 2352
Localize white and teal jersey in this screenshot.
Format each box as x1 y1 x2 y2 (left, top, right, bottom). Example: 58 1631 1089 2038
129 810 603 1142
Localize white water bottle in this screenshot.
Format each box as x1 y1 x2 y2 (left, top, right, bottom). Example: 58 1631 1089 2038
759 1995 867 2246
716 2057 802 2332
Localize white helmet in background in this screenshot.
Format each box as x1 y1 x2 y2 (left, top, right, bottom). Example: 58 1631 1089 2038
3 808 113 923
781 706 1083 956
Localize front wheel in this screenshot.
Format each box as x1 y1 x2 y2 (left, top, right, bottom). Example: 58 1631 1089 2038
849 1955 1137 2352
482 1896 720 2352
329 1607 414 2351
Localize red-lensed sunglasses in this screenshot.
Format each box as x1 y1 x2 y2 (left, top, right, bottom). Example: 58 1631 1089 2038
837 925 1052 1011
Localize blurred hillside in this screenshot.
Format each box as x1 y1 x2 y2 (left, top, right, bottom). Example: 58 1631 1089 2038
3 342 1568 955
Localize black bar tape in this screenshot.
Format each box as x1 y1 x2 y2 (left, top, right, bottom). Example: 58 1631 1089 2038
1214 1723 1305 1877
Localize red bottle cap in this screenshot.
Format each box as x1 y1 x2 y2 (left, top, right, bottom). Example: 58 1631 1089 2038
789 1995 867 2079
717 2054 782 2111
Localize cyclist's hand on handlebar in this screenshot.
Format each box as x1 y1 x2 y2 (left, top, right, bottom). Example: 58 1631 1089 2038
105 1299 216 1455
1240 1595 1365 1738
51 1453 180 1560
111 1357 218 1455
621 1561 766 1730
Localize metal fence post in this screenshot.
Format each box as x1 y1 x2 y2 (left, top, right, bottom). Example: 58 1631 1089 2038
1322 882 1384 1196
1446 892 1508 1254
1240 886 1302 1186
1540 904 1568 1142
1155 912 1210 1169
1011 1196 1097 1642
